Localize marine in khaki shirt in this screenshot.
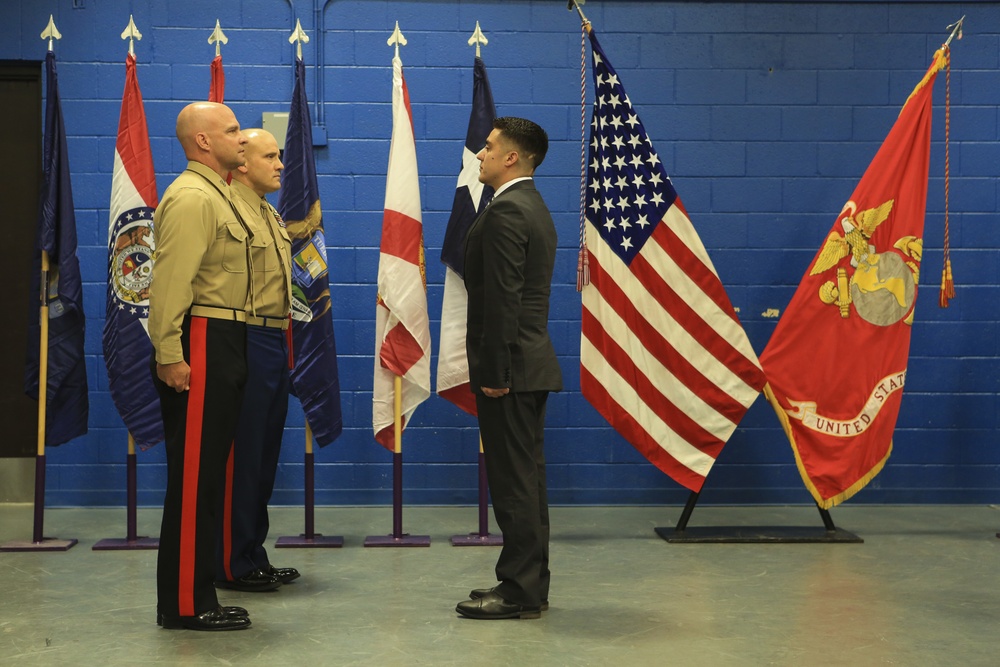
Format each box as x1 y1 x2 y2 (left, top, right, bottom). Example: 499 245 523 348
231 160 292 322
215 129 300 593
151 102 255 632
149 158 252 366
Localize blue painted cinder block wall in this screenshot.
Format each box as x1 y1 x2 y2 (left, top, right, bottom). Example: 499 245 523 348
2 1 997 507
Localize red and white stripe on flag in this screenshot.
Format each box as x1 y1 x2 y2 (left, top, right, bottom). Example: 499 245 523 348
373 55 431 451
109 54 157 237
581 202 766 492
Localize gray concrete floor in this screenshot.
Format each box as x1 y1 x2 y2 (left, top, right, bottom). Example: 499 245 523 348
1 504 1000 666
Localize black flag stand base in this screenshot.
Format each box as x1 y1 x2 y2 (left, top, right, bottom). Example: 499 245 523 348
655 491 863 544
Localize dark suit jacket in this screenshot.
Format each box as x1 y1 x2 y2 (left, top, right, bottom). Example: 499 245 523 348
464 180 563 395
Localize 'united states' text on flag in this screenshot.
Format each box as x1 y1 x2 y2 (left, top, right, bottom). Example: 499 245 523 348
760 49 948 509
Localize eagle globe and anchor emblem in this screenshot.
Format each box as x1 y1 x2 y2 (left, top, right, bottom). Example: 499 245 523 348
811 198 922 327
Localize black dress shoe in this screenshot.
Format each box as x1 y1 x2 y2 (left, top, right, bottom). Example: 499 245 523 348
469 587 549 611
157 606 247 626
456 591 541 620
267 565 300 584
159 607 252 631
215 568 281 592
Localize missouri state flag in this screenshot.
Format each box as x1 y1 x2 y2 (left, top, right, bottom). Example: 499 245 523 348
24 50 89 446
373 53 432 450
102 52 162 448
760 48 949 509
579 29 766 493
436 56 496 417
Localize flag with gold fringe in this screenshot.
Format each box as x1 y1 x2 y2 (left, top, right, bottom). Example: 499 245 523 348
759 48 949 509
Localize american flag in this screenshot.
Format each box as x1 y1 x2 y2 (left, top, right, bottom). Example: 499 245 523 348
579 30 766 492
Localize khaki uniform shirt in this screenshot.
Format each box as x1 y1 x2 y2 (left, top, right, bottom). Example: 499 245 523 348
149 161 251 365
231 179 293 319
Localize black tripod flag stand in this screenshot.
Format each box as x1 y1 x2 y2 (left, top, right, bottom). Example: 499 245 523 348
655 488 863 544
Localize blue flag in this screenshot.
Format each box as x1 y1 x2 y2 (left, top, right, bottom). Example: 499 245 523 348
24 51 89 446
436 56 496 416
278 57 343 446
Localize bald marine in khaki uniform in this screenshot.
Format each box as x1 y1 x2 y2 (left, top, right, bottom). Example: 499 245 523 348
215 129 300 593
149 101 253 632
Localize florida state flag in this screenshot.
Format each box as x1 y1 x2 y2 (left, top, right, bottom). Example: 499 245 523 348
760 48 948 509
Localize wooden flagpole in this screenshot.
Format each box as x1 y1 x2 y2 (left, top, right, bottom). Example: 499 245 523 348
2 251 77 552
364 22 428 549
91 16 157 552
275 19 342 549
1 18 77 553
449 23 501 547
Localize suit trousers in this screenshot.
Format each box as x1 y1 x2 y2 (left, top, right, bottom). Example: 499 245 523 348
154 316 247 618
218 325 290 580
477 390 551 608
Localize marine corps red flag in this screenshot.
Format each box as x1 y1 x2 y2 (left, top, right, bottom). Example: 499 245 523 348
760 48 949 509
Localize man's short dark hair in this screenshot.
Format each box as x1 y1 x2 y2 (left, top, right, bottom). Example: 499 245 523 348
493 117 548 170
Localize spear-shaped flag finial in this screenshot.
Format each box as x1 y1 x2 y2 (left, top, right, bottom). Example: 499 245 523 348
41 15 62 52
944 15 965 47
387 21 407 60
468 21 488 58
121 15 142 57
208 19 228 57
289 18 309 61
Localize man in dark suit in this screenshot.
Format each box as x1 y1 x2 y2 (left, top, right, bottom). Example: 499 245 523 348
456 117 563 620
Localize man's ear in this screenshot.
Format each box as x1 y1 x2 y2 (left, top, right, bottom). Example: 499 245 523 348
505 150 519 167
236 164 249 175
194 131 211 152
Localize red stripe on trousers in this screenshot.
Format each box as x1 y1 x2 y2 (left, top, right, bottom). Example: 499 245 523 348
178 317 208 617
222 444 235 581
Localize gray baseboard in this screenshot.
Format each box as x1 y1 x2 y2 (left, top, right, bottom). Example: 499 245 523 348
0 457 33 503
